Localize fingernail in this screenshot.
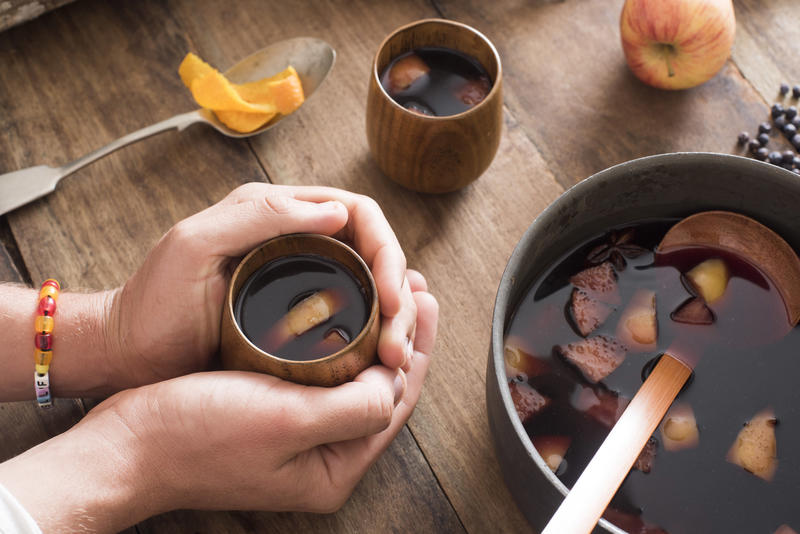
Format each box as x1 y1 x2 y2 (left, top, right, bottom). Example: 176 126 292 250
405 337 414 359
321 200 343 211
394 371 407 406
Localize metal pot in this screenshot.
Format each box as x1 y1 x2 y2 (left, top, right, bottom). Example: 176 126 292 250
486 152 800 533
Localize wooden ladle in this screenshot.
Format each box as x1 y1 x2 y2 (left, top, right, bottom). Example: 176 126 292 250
542 211 800 534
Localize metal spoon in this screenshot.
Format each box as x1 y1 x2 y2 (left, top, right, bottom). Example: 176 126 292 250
0 36 335 216
543 210 800 534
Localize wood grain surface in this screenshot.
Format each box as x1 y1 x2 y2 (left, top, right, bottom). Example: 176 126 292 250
1 0 799 533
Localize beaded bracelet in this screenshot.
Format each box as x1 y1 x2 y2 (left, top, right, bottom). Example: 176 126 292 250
34 279 59 408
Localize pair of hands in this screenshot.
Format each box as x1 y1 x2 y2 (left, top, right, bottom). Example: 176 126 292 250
0 184 437 533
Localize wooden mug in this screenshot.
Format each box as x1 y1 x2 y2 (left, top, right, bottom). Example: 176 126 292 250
366 18 503 194
220 234 380 387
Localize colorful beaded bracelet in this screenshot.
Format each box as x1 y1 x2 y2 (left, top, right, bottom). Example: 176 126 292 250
34 279 59 408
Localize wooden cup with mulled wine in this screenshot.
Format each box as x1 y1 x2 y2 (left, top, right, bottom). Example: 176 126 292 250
366 18 503 194
220 234 379 387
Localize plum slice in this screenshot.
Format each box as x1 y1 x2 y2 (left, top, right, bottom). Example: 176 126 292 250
556 335 627 383
671 297 714 325
456 76 491 106
386 53 429 94
572 386 629 428
727 408 778 481
508 381 551 424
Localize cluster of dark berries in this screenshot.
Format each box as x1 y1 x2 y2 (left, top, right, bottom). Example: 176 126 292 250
780 82 800 99
737 83 800 174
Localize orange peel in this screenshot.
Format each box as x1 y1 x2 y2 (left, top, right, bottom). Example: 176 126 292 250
178 52 305 133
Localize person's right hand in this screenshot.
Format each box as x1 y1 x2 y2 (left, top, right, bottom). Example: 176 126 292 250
0 270 437 534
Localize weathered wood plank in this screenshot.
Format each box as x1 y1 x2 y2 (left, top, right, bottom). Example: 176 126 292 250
732 0 800 108
436 0 771 190
0 0 74 32
0 0 263 289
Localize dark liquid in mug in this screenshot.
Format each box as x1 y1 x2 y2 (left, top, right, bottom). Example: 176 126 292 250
505 219 800 533
234 255 368 361
380 46 492 116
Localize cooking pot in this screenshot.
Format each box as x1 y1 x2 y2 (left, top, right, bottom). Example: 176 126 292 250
486 152 800 533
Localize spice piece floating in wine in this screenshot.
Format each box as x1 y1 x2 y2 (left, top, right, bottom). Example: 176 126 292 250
234 255 368 361
380 47 492 117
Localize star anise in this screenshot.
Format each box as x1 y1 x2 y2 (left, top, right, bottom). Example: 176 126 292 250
586 228 646 271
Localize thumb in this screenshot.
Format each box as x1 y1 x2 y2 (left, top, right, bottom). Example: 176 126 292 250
183 194 349 257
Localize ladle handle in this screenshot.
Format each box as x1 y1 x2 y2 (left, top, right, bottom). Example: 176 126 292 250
542 355 692 534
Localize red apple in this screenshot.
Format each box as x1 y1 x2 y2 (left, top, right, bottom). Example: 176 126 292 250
620 0 735 90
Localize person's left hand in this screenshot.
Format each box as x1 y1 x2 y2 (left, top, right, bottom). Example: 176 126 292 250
0 271 438 533
105 183 417 390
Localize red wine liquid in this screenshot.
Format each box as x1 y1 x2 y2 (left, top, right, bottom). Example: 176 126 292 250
380 46 492 116
235 255 368 361
505 220 799 533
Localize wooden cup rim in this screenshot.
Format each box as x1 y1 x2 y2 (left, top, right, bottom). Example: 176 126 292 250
371 18 503 120
225 233 379 365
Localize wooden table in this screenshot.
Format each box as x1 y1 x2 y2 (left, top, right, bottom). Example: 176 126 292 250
1 1 798 532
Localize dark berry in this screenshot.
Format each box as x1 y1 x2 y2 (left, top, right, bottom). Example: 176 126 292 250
781 83 790 95
787 106 798 120
794 168 800 175
737 132 750 145
773 103 785 117
759 122 772 134
785 123 798 138
769 151 783 165
793 134 800 149
757 132 770 146
783 163 795 171
748 139 761 154
756 147 770 160
775 115 788 129
783 150 795 163
794 85 800 98
794 156 800 168
792 116 800 128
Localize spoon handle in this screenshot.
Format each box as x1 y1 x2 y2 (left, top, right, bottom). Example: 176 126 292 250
542 355 692 534
59 110 204 177
0 111 204 216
